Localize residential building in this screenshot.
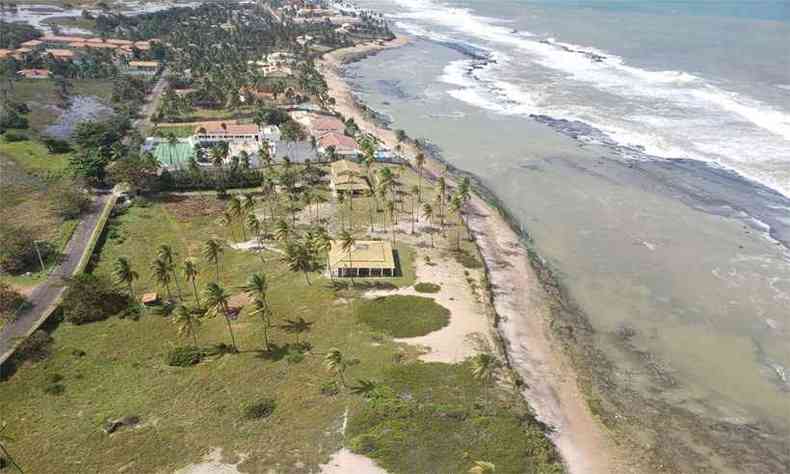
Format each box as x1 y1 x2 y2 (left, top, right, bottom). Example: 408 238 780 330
17 69 51 79
319 132 360 157
45 49 76 60
125 60 160 76
328 240 396 278
193 122 263 145
329 159 367 195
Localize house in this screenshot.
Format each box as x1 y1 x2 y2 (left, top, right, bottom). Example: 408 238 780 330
319 132 359 157
45 49 76 60
125 60 160 76
141 292 160 305
20 39 43 48
193 121 263 145
330 159 367 195
312 116 346 135
328 240 396 278
17 69 50 79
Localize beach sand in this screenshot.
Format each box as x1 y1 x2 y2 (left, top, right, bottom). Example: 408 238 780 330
318 36 634 474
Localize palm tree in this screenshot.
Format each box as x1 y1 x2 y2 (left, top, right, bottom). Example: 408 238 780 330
0 422 23 473
324 347 348 386
203 282 238 351
282 240 318 285
311 227 334 280
468 461 496 474
249 299 273 350
437 176 447 232
183 258 201 306
415 152 425 202
227 195 246 240
243 273 268 307
449 194 463 250
471 352 502 403
173 305 201 346
112 257 138 301
339 230 355 283
349 378 377 397
281 317 313 346
409 184 419 234
151 257 172 299
386 199 396 244
421 203 435 248
202 239 224 282
274 219 291 244
158 244 182 300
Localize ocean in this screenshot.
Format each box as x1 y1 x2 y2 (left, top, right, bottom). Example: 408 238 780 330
343 0 790 470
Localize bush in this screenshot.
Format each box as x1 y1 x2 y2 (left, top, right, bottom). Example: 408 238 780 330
0 223 50 274
454 249 483 269
3 132 28 142
166 346 204 367
44 383 66 395
354 295 450 338
46 373 64 383
285 349 304 364
244 398 275 420
414 282 441 294
61 274 130 324
42 137 73 153
50 180 91 219
0 281 28 318
320 380 340 396
15 330 53 363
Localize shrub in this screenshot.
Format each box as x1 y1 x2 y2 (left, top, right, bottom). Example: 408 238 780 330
42 137 73 153
285 349 304 364
0 281 28 318
46 373 64 384
166 346 204 367
454 249 483 269
44 383 65 395
61 274 130 324
354 295 450 338
0 223 49 274
15 330 52 363
49 180 91 219
320 380 339 396
2 132 27 142
244 398 276 420
414 282 441 294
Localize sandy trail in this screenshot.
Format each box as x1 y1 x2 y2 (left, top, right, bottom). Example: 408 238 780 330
319 37 631 474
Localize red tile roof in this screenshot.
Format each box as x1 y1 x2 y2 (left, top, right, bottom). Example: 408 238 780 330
319 132 358 152
17 68 50 78
194 122 260 136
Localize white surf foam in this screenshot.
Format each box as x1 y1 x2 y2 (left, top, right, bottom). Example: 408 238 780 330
390 0 790 197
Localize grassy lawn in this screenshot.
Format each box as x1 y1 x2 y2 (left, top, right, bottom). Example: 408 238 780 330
347 362 564 473
355 295 450 338
155 124 196 137
414 282 441 293
0 139 70 175
0 161 561 472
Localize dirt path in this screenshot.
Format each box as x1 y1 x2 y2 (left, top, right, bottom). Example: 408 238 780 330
318 37 633 474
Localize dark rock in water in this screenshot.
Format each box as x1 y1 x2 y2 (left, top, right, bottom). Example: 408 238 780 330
103 415 140 434
435 40 490 61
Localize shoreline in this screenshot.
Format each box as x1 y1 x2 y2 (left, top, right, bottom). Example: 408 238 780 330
318 36 630 474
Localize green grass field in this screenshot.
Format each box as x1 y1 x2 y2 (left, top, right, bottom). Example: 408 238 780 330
0 139 71 175
0 164 561 472
355 295 450 337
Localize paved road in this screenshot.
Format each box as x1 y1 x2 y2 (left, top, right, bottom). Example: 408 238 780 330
0 192 112 366
135 72 168 132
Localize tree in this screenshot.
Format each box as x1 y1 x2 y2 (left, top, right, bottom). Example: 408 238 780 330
183 258 201 306
249 299 273 350
0 422 23 473
468 461 496 474
173 305 201 346
339 230 355 284
244 273 272 349
324 347 348 387
202 239 224 282
409 184 419 234
282 239 319 285
471 352 502 403
106 152 160 192
203 282 238 351
158 244 182 300
112 256 138 300
281 317 313 346
421 203 435 248
273 219 291 244
449 194 463 250
311 227 334 281
226 195 246 241
415 152 425 202
151 257 172 299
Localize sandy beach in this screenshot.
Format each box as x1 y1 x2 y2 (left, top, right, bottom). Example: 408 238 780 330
318 36 634 474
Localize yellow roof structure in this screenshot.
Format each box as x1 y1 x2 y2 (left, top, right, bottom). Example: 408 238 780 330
329 240 395 270
128 60 160 68
330 159 367 192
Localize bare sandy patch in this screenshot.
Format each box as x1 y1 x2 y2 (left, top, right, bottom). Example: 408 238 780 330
319 448 387 474
173 448 247 474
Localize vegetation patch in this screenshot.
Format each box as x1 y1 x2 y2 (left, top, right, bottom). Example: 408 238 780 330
454 249 484 269
354 295 449 338
414 282 441 294
165 346 204 367
347 362 562 474
244 398 276 420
